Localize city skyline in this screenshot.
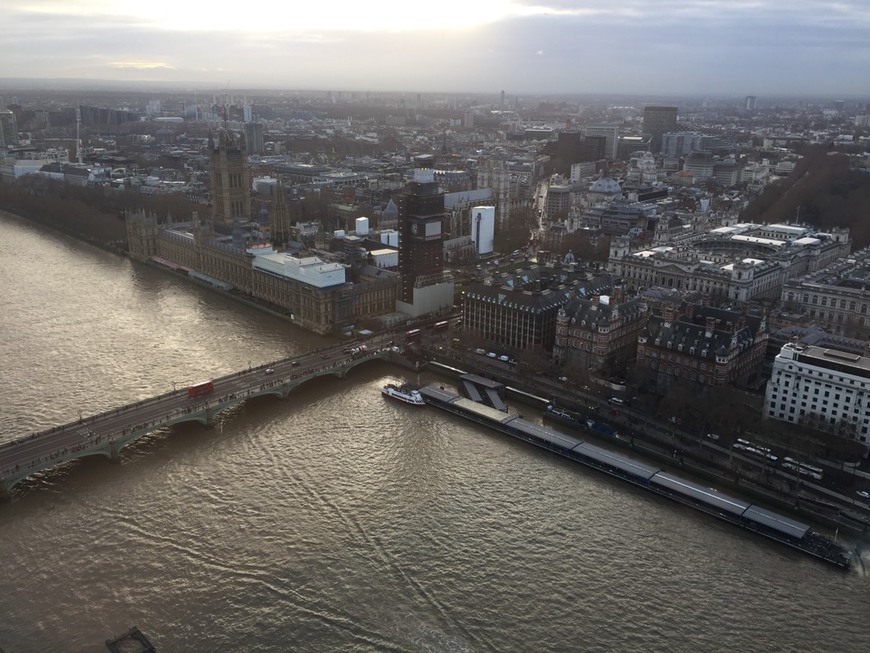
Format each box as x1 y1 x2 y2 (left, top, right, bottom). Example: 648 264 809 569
4 1 869 96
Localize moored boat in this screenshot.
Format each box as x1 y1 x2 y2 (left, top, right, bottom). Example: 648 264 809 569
381 383 425 406
420 384 855 570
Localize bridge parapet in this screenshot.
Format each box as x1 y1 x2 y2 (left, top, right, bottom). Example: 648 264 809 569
1 344 409 500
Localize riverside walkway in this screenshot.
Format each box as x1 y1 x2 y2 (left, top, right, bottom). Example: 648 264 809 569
0 337 407 500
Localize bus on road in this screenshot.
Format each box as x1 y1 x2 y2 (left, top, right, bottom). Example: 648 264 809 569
187 380 215 398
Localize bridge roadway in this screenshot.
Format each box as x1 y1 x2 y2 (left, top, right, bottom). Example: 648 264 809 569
0 335 408 500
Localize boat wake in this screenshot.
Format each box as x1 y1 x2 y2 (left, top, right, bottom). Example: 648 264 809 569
850 542 870 577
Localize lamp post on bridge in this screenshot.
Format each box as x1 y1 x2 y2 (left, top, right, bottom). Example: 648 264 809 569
172 381 177 392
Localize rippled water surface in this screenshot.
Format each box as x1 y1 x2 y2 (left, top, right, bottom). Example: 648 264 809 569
1 213 869 652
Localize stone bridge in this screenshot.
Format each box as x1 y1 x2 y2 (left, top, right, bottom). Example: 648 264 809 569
0 340 416 500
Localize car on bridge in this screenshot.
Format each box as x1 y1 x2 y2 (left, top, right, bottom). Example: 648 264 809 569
265 368 274 375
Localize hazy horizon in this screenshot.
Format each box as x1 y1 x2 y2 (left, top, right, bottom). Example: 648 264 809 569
2 78 869 105
3 1 870 96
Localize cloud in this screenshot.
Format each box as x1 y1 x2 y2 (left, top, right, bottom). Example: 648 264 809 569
1 1 869 94
108 62 175 70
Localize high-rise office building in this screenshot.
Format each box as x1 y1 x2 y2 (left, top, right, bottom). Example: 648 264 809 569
580 135 606 162
661 131 704 157
555 132 607 174
642 106 678 153
585 124 620 160
745 96 757 111
244 122 265 155
555 131 583 174
209 130 251 226
0 110 20 148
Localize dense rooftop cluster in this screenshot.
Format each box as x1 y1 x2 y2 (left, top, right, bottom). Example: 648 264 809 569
3 88 870 445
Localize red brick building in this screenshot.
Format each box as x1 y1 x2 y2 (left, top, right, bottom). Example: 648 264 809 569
554 291 649 375
636 301 768 393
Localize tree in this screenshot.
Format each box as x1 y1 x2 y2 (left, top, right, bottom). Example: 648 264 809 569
516 345 550 376
0 175 206 247
559 232 611 263
494 204 537 253
739 145 870 248
561 358 595 387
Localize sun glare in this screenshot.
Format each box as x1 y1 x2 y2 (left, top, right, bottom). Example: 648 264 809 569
37 0 531 33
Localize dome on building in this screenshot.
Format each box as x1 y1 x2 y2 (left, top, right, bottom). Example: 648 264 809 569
589 177 621 194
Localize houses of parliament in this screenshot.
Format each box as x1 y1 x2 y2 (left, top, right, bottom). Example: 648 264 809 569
126 130 400 334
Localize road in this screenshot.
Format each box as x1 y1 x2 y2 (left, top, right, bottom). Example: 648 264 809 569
0 334 399 479
425 344 870 530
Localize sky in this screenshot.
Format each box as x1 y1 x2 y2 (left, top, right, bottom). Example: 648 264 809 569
3 0 870 96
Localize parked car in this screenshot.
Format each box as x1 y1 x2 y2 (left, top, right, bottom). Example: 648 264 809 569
608 397 624 406
857 490 870 500
474 348 486 355
487 352 497 358
706 433 720 441
498 354 510 362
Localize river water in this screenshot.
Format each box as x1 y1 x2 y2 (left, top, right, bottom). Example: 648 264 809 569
1 211 869 652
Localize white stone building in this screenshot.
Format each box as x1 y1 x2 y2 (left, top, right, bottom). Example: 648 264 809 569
765 342 870 445
780 246 870 337
608 223 851 303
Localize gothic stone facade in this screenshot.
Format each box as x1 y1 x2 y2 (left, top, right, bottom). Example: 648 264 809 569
126 211 396 335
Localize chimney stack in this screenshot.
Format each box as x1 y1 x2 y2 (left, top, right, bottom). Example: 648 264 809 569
705 317 716 338
663 302 677 327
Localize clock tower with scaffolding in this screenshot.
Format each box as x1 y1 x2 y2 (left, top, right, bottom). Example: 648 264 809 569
398 166 445 303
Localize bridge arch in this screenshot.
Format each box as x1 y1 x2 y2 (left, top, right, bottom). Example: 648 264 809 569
164 413 213 428
1 347 408 500
4 447 116 495
340 355 390 376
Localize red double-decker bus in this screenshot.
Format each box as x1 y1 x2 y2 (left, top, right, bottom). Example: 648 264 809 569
405 328 422 340
432 320 449 331
187 380 215 398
